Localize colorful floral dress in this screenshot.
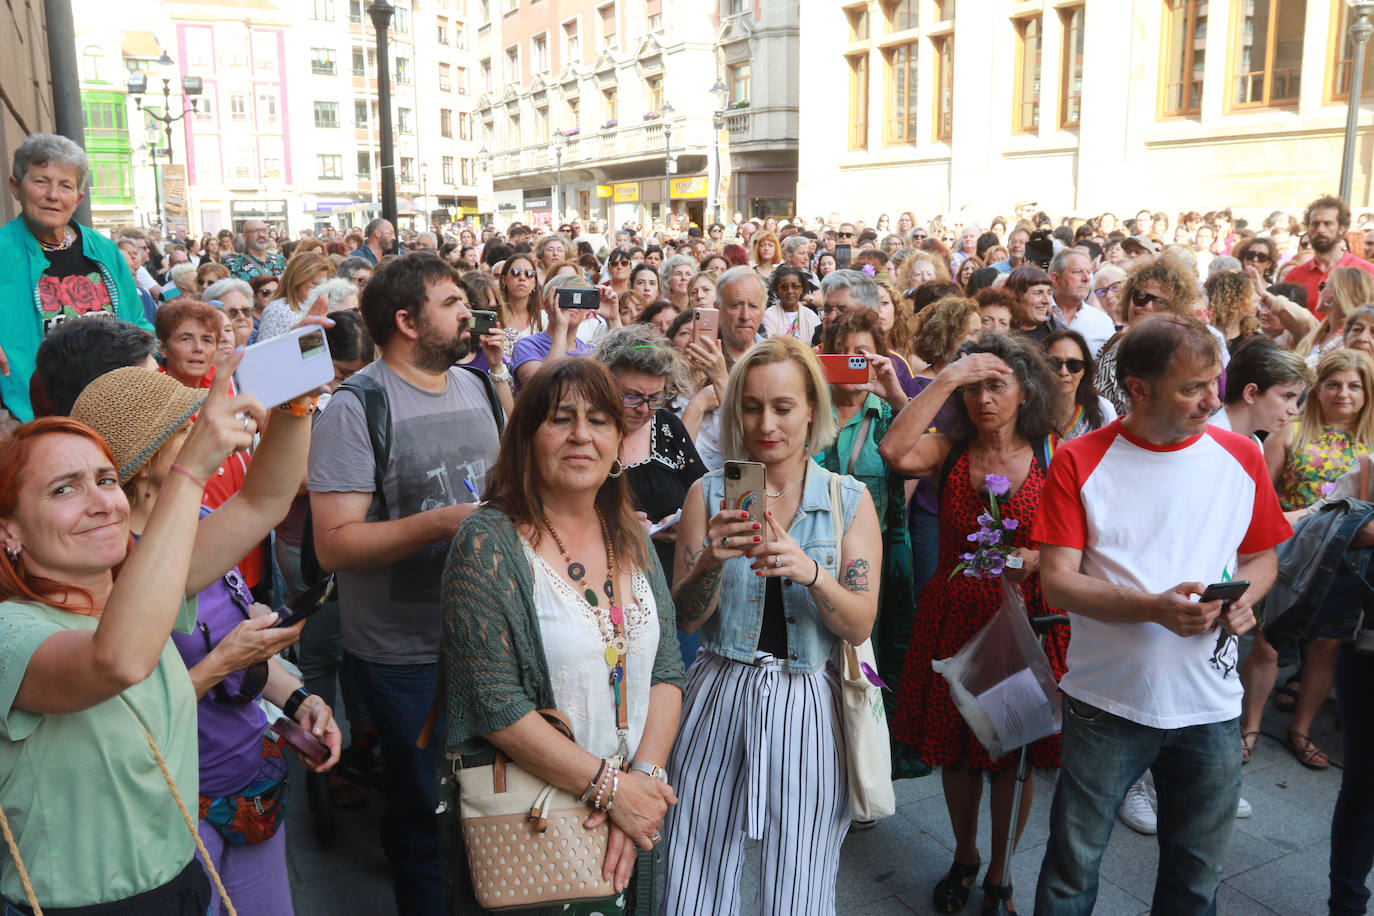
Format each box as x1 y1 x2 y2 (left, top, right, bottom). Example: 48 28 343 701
891 450 1070 771
1277 424 1366 511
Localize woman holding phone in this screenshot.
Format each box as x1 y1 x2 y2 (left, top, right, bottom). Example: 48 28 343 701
663 336 882 914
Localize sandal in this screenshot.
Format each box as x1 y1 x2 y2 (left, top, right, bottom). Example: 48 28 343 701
981 880 1015 916
933 858 981 913
1285 731 1330 769
1272 677 1300 714
1241 731 1261 765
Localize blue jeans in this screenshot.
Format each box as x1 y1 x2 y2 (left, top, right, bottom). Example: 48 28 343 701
1035 696 1240 916
1331 644 1374 915
344 654 444 916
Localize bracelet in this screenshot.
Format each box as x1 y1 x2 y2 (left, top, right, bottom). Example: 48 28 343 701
169 463 207 490
283 686 313 720
803 558 821 588
580 759 609 803
604 771 620 812
278 396 319 419
629 760 668 784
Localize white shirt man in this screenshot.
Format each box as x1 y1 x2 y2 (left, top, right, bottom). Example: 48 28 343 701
1049 250 1115 357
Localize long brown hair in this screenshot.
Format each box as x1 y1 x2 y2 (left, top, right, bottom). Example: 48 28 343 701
483 358 647 569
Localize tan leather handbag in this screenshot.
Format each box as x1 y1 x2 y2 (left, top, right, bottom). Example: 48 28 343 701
457 709 618 911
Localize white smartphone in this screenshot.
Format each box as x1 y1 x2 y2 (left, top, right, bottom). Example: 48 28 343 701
234 324 334 407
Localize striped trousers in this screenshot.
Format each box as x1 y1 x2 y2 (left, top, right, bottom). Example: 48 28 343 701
660 651 849 916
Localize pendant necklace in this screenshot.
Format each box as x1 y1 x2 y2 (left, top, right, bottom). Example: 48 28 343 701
766 474 805 500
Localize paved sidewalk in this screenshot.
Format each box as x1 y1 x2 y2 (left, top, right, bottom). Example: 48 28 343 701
283 657 1365 915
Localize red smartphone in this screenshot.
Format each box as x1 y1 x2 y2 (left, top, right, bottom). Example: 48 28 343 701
271 716 330 764
693 307 719 342
818 353 870 385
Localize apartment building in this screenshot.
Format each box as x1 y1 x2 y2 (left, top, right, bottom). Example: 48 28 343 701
472 0 799 229
798 0 1374 222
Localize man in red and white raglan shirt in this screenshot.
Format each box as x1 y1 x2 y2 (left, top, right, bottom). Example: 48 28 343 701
1032 314 1291 916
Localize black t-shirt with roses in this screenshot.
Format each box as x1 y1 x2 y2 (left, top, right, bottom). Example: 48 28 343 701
37 224 114 335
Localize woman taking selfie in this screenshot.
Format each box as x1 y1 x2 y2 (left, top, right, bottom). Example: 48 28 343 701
663 337 881 914
439 358 685 915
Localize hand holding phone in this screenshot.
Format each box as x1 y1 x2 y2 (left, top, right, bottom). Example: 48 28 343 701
234 324 334 407
1199 580 1250 607
272 576 335 628
818 353 870 385
693 307 719 343
724 460 767 527
271 716 330 764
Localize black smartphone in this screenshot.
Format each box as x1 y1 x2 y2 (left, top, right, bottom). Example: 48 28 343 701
470 309 498 336
1199 580 1249 605
272 576 335 627
555 286 601 310
834 243 852 269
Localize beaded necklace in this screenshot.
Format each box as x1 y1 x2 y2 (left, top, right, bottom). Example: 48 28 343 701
37 225 75 252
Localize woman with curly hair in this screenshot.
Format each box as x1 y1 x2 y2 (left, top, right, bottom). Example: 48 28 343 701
956 255 984 291
762 266 820 341
749 231 782 282
899 250 953 294
1233 235 1280 286
1094 259 1202 414
1205 270 1262 352
912 297 984 377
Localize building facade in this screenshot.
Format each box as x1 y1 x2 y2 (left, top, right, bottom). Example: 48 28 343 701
0 2 54 225
74 24 137 230
798 0 1374 223
472 0 799 230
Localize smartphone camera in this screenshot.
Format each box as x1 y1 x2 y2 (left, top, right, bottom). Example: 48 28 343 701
726 464 742 481
847 356 866 370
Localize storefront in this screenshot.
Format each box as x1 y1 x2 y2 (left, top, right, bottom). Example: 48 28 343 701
669 176 710 228
523 187 553 227
732 170 798 220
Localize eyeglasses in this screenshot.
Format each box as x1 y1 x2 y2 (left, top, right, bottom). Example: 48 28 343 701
1241 250 1272 262
910 232 929 241
1093 282 1121 298
957 379 1012 397
1048 357 1087 373
224 307 254 319
622 392 671 410
256 288 277 298
838 231 855 239
818 304 851 317
507 268 538 279
1129 288 1170 310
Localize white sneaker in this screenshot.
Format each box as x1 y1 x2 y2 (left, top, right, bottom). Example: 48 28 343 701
1118 779 1157 835
1236 796 1252 818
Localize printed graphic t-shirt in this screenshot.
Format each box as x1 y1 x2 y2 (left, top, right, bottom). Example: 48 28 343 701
37 225 114 334
308 359 503 664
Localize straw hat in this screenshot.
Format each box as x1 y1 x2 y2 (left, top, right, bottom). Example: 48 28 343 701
69 368 207 482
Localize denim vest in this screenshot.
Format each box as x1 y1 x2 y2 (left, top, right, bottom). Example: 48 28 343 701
698 458 866 674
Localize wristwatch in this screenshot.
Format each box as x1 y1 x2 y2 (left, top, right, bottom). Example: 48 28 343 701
283 686 313 721
629 760 668 784
488 364 512 384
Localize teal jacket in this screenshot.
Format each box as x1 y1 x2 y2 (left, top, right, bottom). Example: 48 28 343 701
0 216 148 421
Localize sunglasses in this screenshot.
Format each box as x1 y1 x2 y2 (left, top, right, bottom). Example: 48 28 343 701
910 232 929 241
1130 288 1170 310
1048 357 1087 373
1093 282 1121 298
507 268 538 279
223 307 254 319
838 232 855 238
1241 250 1272 262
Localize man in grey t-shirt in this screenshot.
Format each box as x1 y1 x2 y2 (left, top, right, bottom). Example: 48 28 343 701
309 254 507 916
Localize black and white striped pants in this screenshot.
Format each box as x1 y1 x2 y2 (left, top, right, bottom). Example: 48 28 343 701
660 651 849 916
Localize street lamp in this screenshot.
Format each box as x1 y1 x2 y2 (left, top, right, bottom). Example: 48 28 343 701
478 146 490 172
709 78 728 226
126 52 202 166
1342 1 1374 204
420 160 429 231
367 0 398 228
553 128 566 224
661 101 673 227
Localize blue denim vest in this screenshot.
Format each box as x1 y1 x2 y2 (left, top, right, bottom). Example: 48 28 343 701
698 458 866 674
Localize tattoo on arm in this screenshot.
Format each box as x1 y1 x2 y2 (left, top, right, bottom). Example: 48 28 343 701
677 564 724 626
683 545 702 573
841 558 871 593
814 592 839 616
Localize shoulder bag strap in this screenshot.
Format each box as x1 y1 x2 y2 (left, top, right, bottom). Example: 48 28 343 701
0 800 41 914
937 442 967 495
457 364 506 436
846 414 874 477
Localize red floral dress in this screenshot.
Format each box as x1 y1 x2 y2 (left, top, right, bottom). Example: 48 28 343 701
892 450 1070 771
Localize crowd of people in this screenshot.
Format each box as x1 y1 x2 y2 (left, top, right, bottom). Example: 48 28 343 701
1 129 1372 916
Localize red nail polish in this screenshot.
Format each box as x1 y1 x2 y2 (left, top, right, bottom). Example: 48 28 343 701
753 536 762 542
753 523 761 530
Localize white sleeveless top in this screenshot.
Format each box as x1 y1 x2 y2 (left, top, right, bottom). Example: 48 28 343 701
521 540 660 758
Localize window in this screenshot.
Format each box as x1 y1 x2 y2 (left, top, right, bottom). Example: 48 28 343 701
459 111 472 139
442 156 455 183
220 36 247 68
600 4 617 49
357 151 372 177
725 0 745 13
457 66 469 94
1161 0 1207 116
439 63 452 91
258 93 278 124
884 42 917 143
314 101 340 128
508 113 521 145
1230 0 1304 108
603 87 618 123
355 99 369 126
505 0 518 11
396 57 411 84
1059 6 1084 129
393 4 409 33
349 0 362 22
567 96 580 129
885 0 917 32
82 46 104 83
463 158 474 184
564 19 581 63
438 18 449 44
536 106 549 141
481 58 492 91
82 100 126 138
312 0 334 20
253 33 278 72
647 75 663 112
935 0 955 20
847 54 868 150
441 108 453 136
352 47 366 77
318 154 343 179
728 62 750 102
533 34 549 73
262 157 282 179
846 5 869 41
312 47 337 75
197 96 214 121
456 22 467 49
1334 2 1374 100
505 46 520 83
934 34 954 141
1013 16 1042 132
230 93 247 121
398 107 412 133
400 157 414 182
647 0 663 31
231 150 253 180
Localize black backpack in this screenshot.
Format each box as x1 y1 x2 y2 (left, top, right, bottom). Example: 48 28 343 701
299 365 505 584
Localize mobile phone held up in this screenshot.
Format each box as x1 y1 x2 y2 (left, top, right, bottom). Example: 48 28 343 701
271 717 330 764
556 286 602 311
724 460 767 527
469 309 498 337
834 243 852 269
234 324 333 407
693 307 719 343
272 575 336 628
818 353 869 385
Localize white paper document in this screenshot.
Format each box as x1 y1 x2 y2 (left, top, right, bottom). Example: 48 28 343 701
975 668 1057 751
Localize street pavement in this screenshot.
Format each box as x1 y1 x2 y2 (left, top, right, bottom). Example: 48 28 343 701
283 646 1366 915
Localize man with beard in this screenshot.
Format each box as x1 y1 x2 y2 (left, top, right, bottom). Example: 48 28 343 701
222 219 286 281
1286 194 1374 318
307 253 504 916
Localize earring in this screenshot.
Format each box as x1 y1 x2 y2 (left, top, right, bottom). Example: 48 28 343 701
4 545 20 561
608 459 625 479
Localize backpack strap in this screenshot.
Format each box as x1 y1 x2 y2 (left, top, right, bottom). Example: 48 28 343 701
457 363 506 436
936 441 966 495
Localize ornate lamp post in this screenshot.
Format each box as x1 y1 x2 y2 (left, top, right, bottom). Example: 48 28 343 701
661 101 674 227
367 1 398 228
709 79 728 226
553 128 566 223
1341 0 1374 204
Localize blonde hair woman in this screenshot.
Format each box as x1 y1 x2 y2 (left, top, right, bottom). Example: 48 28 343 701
898 249 953 292
663 336 881 914
1297 266 1374 365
